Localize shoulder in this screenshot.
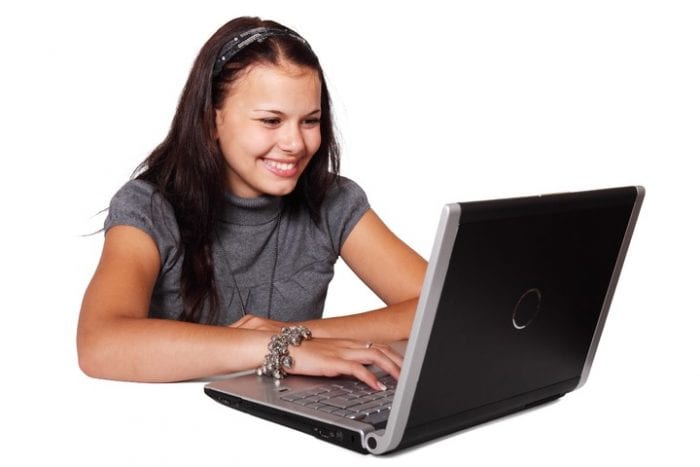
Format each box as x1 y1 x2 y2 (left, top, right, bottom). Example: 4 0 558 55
105 179 179 249
319 176 371 254
108 179 161 211
322 176 369 211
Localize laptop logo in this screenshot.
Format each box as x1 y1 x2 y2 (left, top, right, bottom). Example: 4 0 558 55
512 288 542 330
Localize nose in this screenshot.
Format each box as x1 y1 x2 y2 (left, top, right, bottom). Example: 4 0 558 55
277 123 304 154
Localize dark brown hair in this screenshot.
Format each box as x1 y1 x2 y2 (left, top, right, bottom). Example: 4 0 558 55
135 17 340 323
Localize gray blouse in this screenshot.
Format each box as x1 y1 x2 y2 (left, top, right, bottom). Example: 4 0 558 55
104 176 370 325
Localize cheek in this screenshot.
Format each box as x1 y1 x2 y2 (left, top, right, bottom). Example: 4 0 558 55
221 127 274 160
242 131 275 155
308 129 322 155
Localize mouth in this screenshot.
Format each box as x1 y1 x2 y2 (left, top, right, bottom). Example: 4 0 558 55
262 158 300 177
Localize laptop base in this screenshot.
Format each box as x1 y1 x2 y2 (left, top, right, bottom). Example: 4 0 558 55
204 387 369 453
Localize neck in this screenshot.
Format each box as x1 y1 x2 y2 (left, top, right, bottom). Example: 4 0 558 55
220 191 283 225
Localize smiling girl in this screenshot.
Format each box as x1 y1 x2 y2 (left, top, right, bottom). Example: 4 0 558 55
77 17 426 390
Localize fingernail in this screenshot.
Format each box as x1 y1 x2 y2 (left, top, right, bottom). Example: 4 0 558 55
378 382 387 391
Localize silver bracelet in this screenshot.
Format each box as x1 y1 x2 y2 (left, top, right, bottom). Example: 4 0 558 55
257 326 312 380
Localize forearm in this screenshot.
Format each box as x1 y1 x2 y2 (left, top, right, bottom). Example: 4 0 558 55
77 317 272 383
302 297 418 342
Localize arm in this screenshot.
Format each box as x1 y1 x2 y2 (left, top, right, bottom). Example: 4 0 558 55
307 209 426 341
77 225 272 382
77 225 400 387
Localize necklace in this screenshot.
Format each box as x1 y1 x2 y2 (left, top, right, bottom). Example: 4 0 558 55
218 205 284 319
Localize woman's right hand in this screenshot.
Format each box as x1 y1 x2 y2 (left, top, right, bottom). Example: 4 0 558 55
285 338 403 391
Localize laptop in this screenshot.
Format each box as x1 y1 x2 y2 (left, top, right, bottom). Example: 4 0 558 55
204 186 644 454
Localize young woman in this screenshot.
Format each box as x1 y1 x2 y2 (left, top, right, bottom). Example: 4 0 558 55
77 16 426 390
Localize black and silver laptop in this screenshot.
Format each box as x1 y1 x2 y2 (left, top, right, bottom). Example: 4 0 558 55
204 186 644 454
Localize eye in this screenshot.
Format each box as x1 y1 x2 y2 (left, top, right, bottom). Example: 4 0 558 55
302 117 321 127
260 118 281 127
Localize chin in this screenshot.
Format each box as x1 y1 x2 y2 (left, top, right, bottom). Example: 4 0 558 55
264 181 299 197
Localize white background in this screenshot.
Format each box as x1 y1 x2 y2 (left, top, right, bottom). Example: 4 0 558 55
1 1 698 465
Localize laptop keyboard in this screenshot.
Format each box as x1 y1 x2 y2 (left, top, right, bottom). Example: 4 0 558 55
279 373 396 428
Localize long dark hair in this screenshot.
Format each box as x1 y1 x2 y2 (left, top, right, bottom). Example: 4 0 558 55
135 17 340 324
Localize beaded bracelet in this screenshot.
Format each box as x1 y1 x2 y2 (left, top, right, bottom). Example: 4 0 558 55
257 326 312 380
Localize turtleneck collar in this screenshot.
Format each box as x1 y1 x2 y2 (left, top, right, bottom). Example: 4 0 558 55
220 191 283 225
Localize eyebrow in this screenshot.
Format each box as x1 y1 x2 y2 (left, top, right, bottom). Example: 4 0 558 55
252 109 321 116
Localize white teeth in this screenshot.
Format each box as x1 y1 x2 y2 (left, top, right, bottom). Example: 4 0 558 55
265 160 295 171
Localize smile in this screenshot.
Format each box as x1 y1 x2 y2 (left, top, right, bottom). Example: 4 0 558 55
262 158 300 177
265 160 296 171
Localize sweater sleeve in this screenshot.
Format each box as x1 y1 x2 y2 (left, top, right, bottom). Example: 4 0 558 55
104 179 180 269
321 176 371 255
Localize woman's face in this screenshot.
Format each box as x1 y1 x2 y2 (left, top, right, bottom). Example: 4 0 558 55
215 61 322 198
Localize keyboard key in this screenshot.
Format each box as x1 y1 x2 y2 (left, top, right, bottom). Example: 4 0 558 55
324 397 363 409
354 395 377 404
322 389 351 398
304 395 326 403
331 409 355 417
352 401 381 414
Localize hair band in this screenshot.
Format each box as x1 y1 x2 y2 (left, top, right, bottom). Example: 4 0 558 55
213 27 309 77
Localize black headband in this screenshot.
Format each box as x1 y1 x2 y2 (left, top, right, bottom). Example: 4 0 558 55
213 27 310 77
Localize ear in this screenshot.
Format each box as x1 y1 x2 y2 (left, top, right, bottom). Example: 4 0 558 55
213 109 223 140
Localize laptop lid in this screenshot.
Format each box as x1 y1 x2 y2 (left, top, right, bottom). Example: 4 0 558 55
367 185 644 453
205 186 644 455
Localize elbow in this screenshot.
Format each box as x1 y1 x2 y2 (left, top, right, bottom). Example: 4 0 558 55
76 328 113 380
77 336 102 379
78 357 100 379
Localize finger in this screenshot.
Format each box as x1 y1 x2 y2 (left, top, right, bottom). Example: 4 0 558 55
286 349 384 390
339 361 385 391
343 348 401 381
367 343 404 369
316 339 403 377
344 341 404 369
347 342 404 371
